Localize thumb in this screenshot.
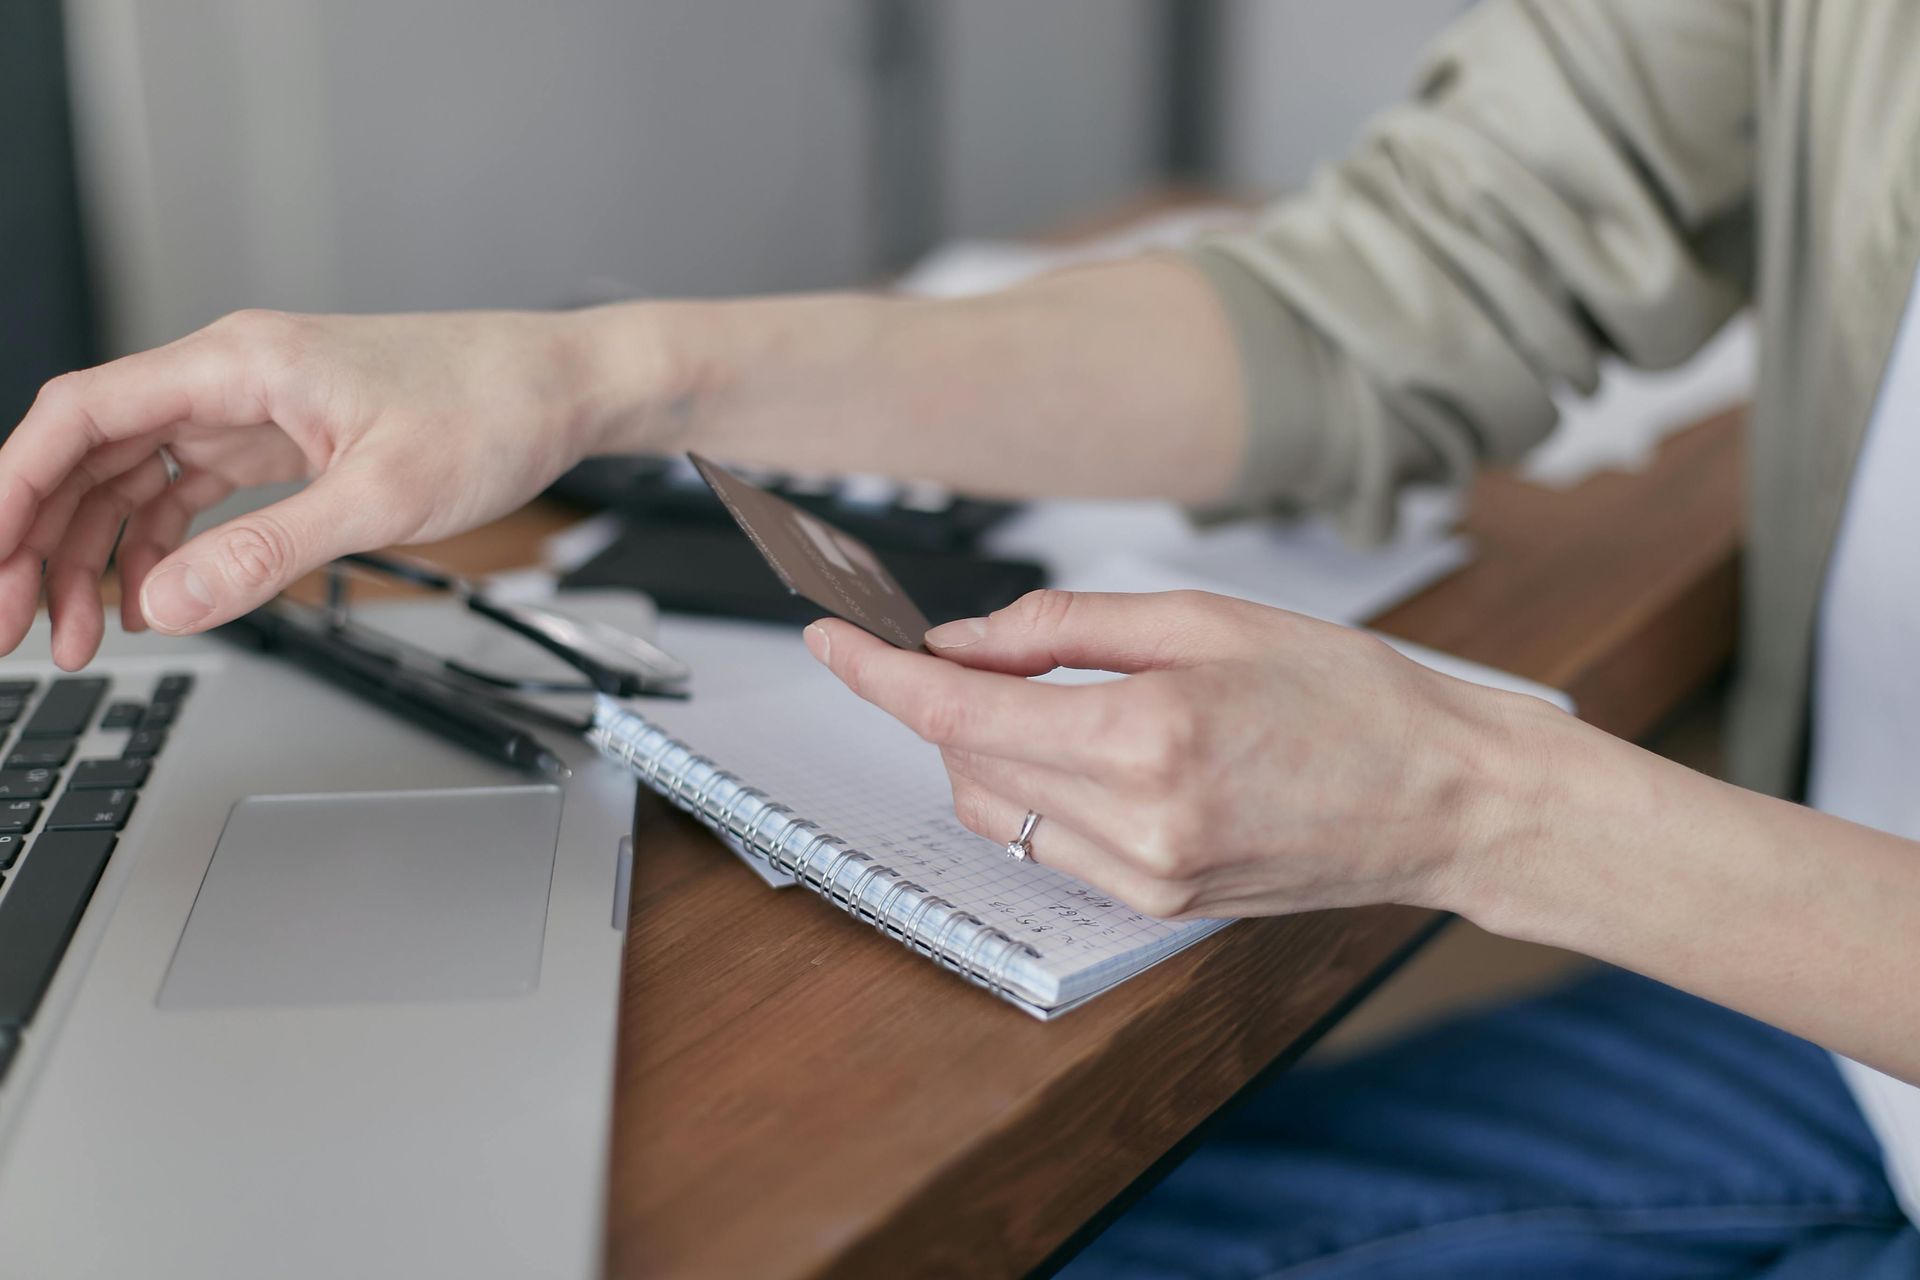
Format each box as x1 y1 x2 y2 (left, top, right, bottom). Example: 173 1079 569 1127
137 471 398 634
923 588 1247 677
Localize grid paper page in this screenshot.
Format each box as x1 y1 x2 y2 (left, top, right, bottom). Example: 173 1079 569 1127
623 617 1220 1005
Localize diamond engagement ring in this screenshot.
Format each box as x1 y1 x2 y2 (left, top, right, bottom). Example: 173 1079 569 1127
1005 810 1041 862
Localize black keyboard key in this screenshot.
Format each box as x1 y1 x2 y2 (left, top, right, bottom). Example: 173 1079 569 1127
154 673 194 702
122 729 166 759
0 830 117 1026
0 833 21 869
0 680 38 698
0 1026 15 1083
0 801 40 834
0 697 24 724
7 740 74 769
70 759 149 791
139 702 177 729
100 701 145 730
21 677 107 738
46 789 137 832
0 768 58 800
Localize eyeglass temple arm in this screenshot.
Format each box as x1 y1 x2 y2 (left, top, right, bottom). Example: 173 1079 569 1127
462 594 651 697
333 550 688 699
338 551 465 594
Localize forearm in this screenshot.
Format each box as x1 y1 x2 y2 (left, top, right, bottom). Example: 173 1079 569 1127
565 257 1249 506
1459 700 1920 1082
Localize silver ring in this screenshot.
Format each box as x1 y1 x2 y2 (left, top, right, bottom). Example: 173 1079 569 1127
155 444 183 487
1005 810 1041 862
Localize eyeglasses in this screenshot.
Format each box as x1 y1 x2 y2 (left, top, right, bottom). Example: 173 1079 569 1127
320 553 690 701
217 548 691 740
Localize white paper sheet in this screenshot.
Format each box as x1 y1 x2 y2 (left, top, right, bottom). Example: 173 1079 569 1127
986 487 1469 627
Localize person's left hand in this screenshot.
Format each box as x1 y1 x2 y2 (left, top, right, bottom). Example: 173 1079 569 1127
804 589 1567 921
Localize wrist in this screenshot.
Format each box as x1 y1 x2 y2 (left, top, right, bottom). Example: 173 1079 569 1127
554 300 716 458
1423 687 1616 929
556 291 899 463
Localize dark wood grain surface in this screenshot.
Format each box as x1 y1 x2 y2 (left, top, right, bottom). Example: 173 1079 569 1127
578 408 1744 1277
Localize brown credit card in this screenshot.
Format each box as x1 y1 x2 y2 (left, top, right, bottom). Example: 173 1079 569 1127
688 454 934 650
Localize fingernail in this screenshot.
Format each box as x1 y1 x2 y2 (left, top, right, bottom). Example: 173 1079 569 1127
140 563 214 633
925 616 987 649
803 622 831 663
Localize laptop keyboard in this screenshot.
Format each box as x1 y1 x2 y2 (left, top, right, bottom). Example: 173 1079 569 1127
0 674 188 1085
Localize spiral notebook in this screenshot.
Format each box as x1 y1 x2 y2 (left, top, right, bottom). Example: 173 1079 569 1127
589 613 1569 1019
587 616 1231 1017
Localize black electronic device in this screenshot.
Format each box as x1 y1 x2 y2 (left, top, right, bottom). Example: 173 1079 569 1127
547 454 1018 555
562 520 1046 630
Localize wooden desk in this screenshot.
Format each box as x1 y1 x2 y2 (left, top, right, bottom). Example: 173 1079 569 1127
397 405 1742 1276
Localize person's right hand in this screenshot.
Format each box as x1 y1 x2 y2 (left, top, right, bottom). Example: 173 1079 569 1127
0 307 640 669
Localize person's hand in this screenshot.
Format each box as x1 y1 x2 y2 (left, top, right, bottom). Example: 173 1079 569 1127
0 308 644 668
804 589 1567 921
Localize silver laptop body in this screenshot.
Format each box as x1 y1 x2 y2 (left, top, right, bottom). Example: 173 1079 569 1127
0 601 634 1279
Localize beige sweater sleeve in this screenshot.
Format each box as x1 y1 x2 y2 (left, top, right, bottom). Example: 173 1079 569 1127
1189 0 1756 540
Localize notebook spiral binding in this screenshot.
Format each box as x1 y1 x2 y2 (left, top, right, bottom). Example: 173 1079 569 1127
590 700 1047 1006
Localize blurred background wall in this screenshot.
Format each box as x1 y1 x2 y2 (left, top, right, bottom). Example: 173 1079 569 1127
1 1 95 424
1219 0 1469 193
26 0 1467 376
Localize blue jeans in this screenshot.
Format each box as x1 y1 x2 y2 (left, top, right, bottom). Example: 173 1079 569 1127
1061 969 1916 1279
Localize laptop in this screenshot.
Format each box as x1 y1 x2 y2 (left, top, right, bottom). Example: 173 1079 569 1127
0 597 636 1279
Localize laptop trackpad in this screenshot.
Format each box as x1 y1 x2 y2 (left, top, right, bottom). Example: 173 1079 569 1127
159 787 562 1010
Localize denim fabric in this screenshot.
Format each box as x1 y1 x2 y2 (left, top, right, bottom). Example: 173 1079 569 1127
1060 969 1915 1279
